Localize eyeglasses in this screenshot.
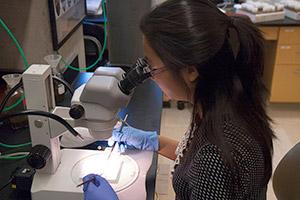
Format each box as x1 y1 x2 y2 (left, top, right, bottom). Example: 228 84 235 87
150 66 169 77
140 57 168 78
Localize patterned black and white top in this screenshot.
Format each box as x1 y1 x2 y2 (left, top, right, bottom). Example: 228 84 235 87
172 117 268 200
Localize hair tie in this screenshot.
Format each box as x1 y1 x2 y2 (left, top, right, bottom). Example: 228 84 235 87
227 19 240 60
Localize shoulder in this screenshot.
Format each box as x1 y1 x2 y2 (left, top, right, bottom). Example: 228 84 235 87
223 117 257 146
189 143 232 182
186 143 234 199
194 143 224 163
190 143 230 174
222 119 265 166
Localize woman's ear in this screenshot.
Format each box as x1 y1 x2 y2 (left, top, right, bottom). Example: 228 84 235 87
186 66 199 82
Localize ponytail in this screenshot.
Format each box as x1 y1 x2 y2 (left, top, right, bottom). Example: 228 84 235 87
228 16 274 184
230 16 265 76
225 16 267 107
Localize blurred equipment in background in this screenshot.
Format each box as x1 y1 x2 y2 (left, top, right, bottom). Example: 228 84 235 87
83 0 108 72
44 54 67 103
280 0 300 20
273 141 300 200
235 1 285 23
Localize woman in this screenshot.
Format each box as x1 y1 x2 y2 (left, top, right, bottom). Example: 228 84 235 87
83 0 274 199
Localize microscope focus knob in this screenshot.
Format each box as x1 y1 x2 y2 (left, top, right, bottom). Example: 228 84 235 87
69 104 85 119
27 145 51 169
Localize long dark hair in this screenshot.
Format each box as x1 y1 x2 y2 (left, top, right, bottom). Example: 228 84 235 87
140 0 274 185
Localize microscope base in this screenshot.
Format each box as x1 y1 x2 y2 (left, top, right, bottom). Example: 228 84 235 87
31 149 153 200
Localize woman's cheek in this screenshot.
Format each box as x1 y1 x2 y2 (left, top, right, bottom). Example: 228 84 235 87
152 71 189 101
154 79 173 99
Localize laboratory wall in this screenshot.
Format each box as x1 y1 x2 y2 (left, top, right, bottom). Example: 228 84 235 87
107 0 152 66
0 0 86 72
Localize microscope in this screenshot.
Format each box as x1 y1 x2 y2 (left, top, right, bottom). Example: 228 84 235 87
20 58 154 200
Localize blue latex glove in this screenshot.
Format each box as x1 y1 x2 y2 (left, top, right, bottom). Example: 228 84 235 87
108 126 159 153
83 174 119 200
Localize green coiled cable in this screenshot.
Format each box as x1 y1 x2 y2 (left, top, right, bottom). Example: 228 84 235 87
0 17 31 151
0 154 28 160
0 18 29 69
60 0 107 71
0 142 32 148
0 18 28 113
0 18 31 150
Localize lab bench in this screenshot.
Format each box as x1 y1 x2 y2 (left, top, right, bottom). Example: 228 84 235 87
257 18 300 103
0 72 162 200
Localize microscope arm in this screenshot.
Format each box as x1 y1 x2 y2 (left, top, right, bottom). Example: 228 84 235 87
50 67 131 140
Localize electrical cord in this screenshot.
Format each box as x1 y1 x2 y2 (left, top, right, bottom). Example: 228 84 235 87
0 142 31 149
58 0 107 71
1 152 29 156
0 18 29 113
0 80 29 150
52 76 74 95
0 155 28 160
0 80 23 114
217 0 234 9
0 110 83 139
0 110 83 159
2 95 25 113
0 18 29 68
0 75 73 149
0 75 73 114
0 152 29 160
0 177 12 192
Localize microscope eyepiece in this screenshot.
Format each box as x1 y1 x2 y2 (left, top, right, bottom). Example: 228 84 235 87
118 58 151 95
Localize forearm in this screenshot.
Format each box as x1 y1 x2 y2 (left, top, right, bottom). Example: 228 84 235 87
158 136 178 160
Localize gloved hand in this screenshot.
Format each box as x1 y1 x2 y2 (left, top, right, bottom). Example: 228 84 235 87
83 174 119 200
108 126 159 153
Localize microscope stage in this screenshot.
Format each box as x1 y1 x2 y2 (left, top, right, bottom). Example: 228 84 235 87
31 149 140 200
71 150 135 187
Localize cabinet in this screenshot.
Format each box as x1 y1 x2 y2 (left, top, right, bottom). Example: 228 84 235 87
260 27 279 40
266 26 300 102
278 27 300 45
271 65 300 102
276 45 300 64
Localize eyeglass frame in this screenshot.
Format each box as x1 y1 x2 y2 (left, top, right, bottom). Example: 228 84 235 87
140 57 169 78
